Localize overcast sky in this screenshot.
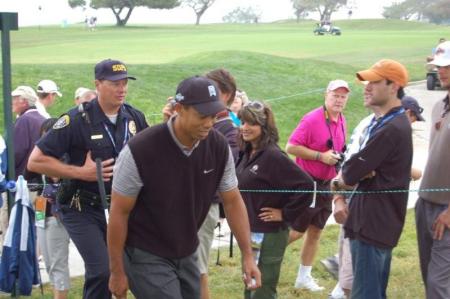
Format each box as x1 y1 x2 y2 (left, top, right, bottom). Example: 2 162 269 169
0 0 396 27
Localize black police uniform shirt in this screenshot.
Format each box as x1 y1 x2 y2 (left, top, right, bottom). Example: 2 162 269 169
37 98 148 195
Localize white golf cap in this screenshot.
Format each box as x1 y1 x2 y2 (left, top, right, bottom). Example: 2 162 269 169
326 79 350 92
428 41 450 67
11 86 38 105
37 80 62 97
74 87 91 99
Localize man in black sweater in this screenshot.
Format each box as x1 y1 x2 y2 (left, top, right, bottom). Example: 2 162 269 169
108 76 260 299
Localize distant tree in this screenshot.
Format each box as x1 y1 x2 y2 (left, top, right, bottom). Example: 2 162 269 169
182 0 216 25
291 0 347 22
382 1 416 20
222 6 261 24
291 0 312 23
382 0 429 20
71 0 181 26
68 0 87 8
423 0 450 24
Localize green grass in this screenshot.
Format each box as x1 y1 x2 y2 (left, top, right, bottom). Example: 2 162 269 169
4 19 447 136
24 210 422 298
0 19 445 298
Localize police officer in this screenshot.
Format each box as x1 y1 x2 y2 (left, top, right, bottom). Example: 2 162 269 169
28 59 148 299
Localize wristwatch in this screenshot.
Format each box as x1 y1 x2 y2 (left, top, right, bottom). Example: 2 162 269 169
331 178 340 190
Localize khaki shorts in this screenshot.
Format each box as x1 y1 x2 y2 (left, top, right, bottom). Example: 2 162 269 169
196 203 219 274
338 225 353 290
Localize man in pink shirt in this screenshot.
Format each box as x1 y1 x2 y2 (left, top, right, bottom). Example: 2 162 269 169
286 79 349 292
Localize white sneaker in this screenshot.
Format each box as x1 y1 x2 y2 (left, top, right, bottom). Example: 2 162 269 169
294 275 325 292
329 283 346 299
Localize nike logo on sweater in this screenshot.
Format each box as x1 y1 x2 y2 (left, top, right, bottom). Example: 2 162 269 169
203 169 214 174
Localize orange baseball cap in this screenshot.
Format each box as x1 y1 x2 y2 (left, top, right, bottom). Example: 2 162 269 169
356 59 409 87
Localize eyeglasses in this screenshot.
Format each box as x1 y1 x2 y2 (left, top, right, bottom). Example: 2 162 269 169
244 101 265 112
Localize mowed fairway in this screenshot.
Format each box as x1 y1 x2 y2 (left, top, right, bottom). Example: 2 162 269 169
1 19 449 298
3 19 450 142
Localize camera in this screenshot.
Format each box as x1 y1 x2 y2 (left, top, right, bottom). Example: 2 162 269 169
334 151 345 172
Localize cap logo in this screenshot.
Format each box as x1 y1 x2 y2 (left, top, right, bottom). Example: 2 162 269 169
436 47 445 56
208 85 217 97
175 93 184 102
112 64 127 72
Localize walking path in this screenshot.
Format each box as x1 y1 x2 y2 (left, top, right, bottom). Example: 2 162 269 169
40 82 448 283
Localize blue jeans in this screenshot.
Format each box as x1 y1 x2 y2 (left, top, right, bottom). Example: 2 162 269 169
350 239 392 299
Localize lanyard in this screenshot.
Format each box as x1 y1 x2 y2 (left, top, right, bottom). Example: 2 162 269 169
358 108 405 151
368 108 405 138
103 120 129 157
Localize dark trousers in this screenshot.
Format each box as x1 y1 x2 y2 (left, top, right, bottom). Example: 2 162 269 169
124 246 200 299
61 204 111 299
245 229 289 299
415 198 450 299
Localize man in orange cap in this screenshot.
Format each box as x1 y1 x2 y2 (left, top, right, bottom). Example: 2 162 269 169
331 59 413 299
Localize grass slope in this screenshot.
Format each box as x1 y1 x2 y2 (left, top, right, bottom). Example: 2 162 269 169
2 51 368 144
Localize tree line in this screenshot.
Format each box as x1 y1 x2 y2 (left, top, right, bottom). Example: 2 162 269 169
69 0 450 27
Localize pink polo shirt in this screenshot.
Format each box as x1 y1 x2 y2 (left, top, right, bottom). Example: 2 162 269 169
288 106 346 181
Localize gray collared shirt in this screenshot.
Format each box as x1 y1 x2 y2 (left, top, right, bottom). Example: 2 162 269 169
112 117 238 198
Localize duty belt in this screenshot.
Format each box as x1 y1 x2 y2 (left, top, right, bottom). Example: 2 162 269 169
72 189 111 209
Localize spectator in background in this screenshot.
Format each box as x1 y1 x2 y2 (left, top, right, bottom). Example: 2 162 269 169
196 69 240 299
36 80 62 119
74 87 97 105
35 118 71 299
329 93 424 299
331 59 412 299
0 135 9 251
417 40 450 299
236 100 313 298
230 89 249 127
11 86 46 179
286 79 350 292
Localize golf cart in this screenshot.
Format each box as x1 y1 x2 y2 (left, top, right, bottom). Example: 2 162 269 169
314 22 341 36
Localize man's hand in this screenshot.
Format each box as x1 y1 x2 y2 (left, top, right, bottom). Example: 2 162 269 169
259 207 282 222
162 97 176 122
333 196 348 224
432 209 450 240
81 151 114 182
242 254 261 290
109 271 128 299
320 149 340 166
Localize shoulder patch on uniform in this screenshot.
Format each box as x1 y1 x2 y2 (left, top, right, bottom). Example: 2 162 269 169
53 115 70 130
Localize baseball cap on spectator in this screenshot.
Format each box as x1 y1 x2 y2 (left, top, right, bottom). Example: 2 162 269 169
402 96 425 121
74 87 90 99
11 86 38 105
327 79 350 92
428 41 450 67
356 59 409 87
95 59 136 81
37 80 62 97
174 76 225 116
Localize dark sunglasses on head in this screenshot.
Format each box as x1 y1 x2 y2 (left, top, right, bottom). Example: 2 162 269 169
244 101 265 112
